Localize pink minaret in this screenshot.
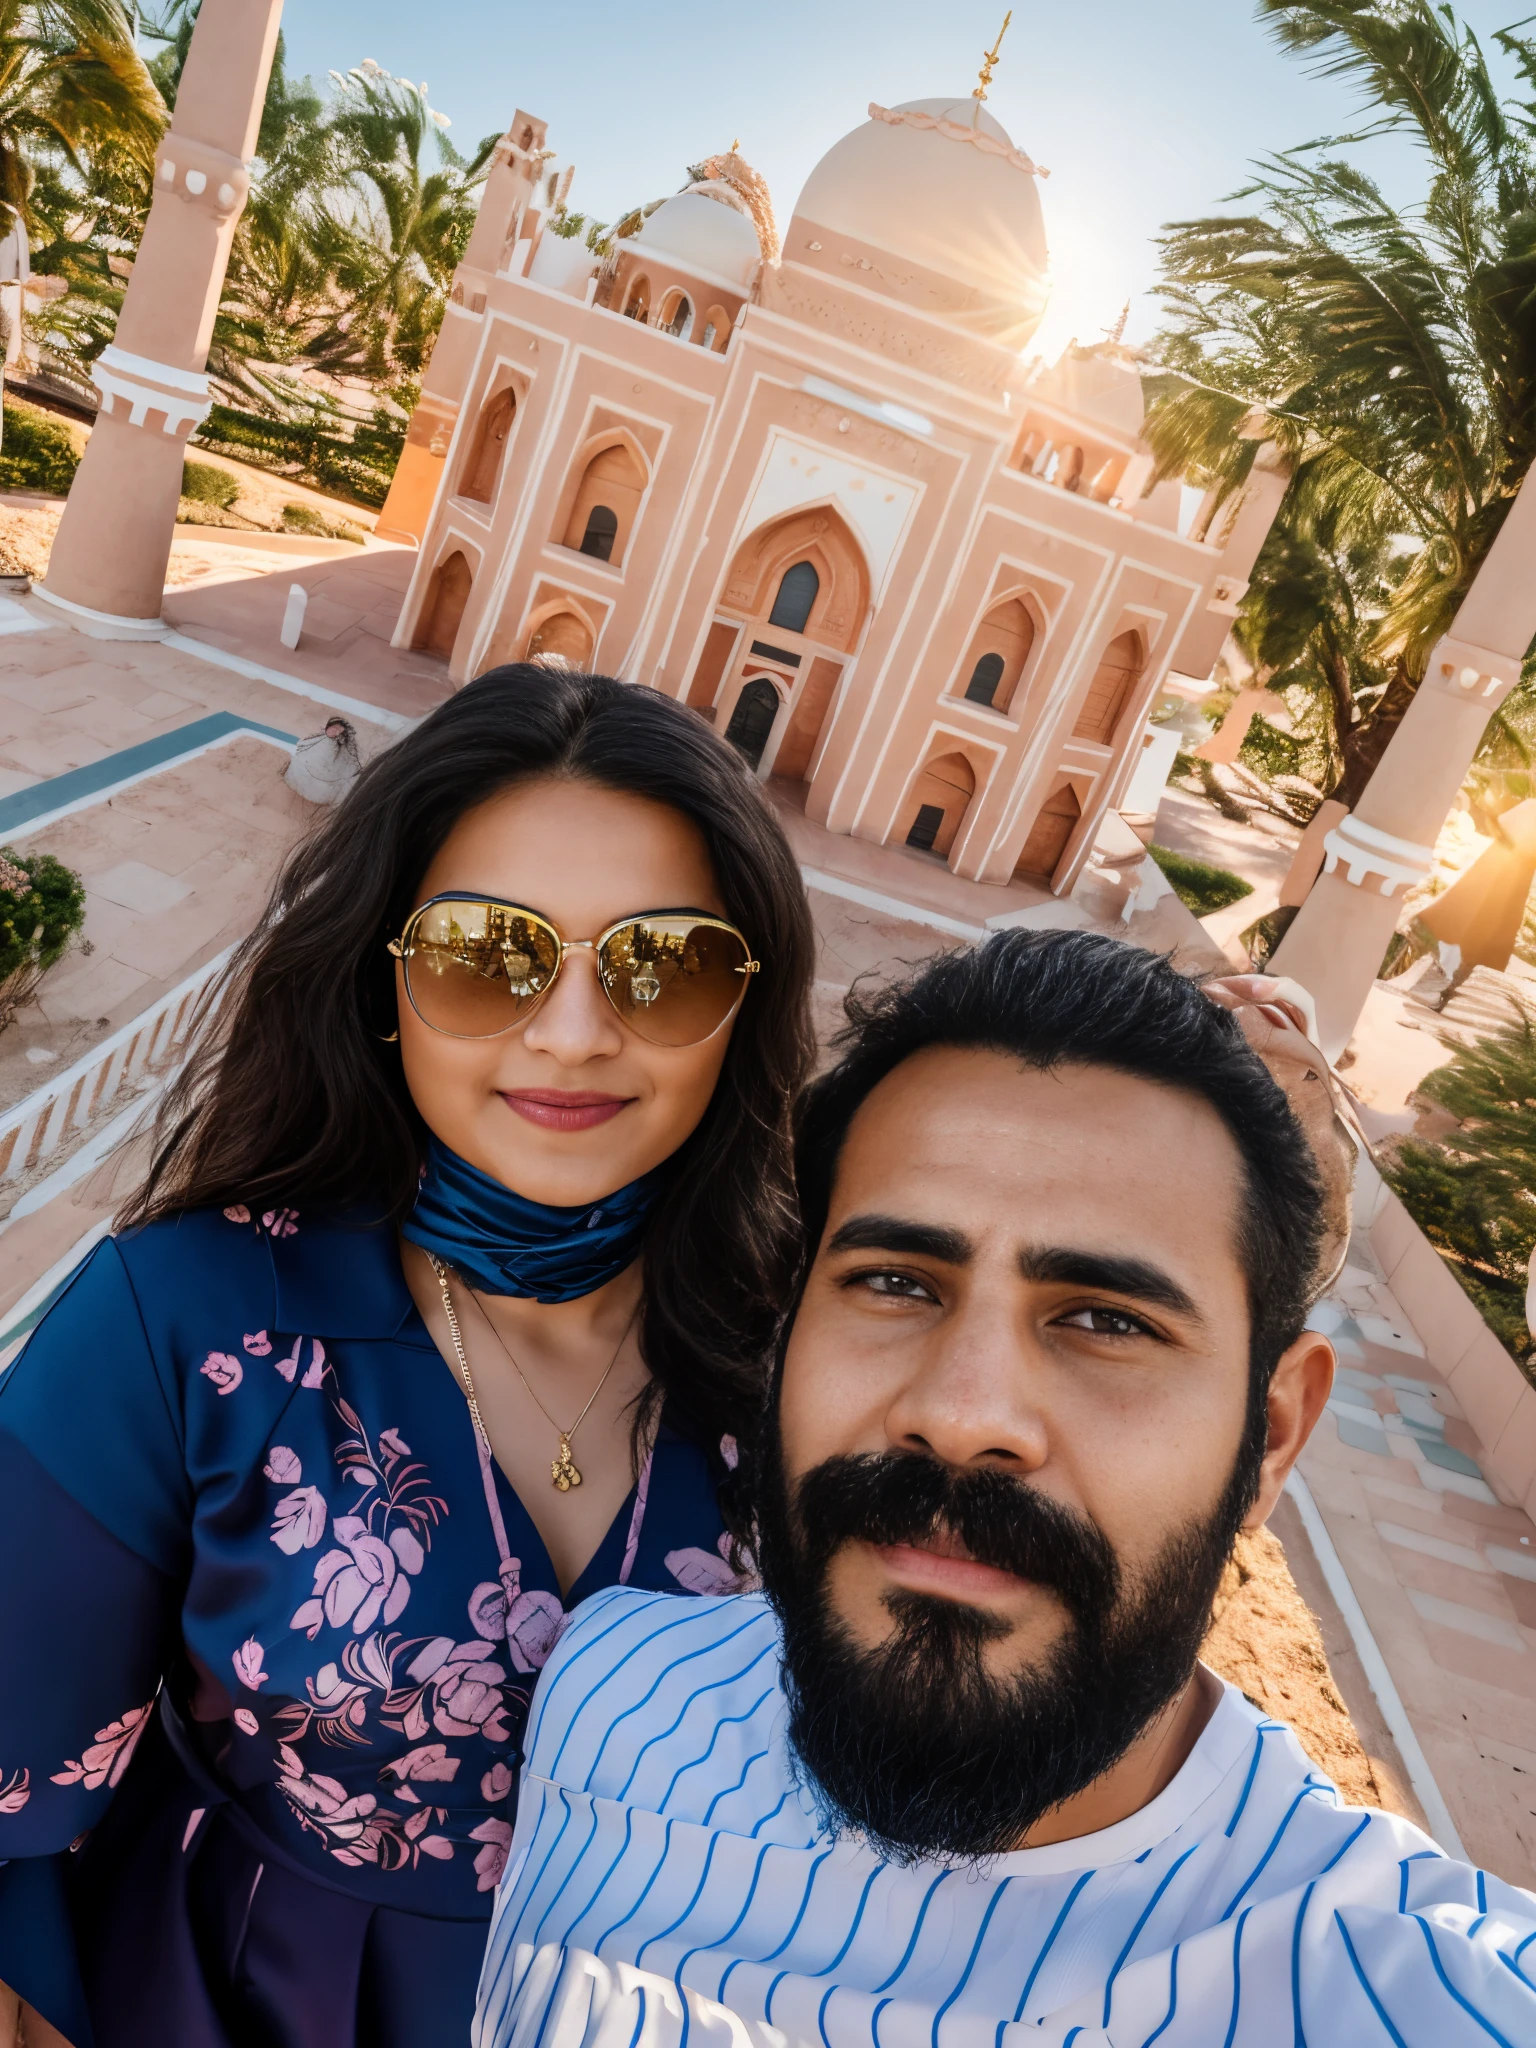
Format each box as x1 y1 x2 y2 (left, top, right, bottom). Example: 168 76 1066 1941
36 0 283 636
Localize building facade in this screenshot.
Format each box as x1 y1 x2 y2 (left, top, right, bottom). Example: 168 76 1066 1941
383 91 1286 891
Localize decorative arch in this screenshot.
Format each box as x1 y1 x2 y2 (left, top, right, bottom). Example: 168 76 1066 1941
955 594 1040 714
416 549 474 660
622 274 651 322
523 600 595 668
658 287 693 338
1072 629 1145 744
724 675 782 770
901 750 978 860
559 433 650 566
1014 778 1083 885
719 503 871 654
1054 445 1085 494
698 304 730 351
458 385 516 505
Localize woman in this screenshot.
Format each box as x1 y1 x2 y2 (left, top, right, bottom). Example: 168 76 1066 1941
0 667 815 2048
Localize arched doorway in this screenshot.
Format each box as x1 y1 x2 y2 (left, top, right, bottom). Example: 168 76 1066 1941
1015 784 1082 883
724 677 780 769
769 561 820 634
459 387 515 504
525 607 594 668
1073 631 1143 744
959 598 1036 713
902 752 976 859
659 289 693 337
561 439 648 566
419 550 473 660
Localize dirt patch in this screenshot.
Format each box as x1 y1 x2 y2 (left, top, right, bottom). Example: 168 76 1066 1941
1203 1522 1409 1813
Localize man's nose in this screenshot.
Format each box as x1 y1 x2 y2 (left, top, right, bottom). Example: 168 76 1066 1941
519 947 626 1063
882 1305 1049 1475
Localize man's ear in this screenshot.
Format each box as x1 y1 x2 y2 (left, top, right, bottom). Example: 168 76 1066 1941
1242 1331 1335 1531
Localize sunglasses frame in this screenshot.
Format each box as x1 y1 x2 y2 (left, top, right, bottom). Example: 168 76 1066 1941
387 893 760 1044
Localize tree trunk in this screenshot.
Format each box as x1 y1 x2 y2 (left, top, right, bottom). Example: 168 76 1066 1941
1332 655 1419 810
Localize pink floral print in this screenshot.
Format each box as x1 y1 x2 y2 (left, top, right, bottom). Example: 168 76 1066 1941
287 1401 444 1641
470 1816 512 1891
301 1518 422 1635
273 1335 327 1387
223 1204 250 1224
271 1486 327 1555
480 1761 513 1803
379 1743 460 1799
467 1559 565 1673
0 1767 29 1815
232 1637 269 1689
199 1352 243 1396
276 1744 454 1871
245 1331 274 1357
233 1709 260 1736
665 1532 760 1597
51 1701 153 1791
264 1445 302 1485
263 1208 299 1238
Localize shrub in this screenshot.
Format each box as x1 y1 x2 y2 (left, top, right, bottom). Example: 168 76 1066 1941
1147 843 1254 918
1387 1000 1536 1371
0 847 87 1029
180 459 240 509
0 401 80 496
282 502 365 544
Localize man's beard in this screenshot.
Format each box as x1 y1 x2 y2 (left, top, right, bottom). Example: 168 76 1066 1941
755 1420 1263 1865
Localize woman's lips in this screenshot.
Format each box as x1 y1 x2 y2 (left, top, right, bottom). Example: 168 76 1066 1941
498 1089 633 1132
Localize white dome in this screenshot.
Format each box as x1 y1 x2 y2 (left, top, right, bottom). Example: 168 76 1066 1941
790 97 1048 338
631 190 762 291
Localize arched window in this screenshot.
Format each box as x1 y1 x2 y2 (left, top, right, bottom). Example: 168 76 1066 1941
1057 445 1085 493
418 550 473 660
902 752 976 860
724 676 780 770
769 560 819 635
623 275 650 322
579 505 619 562
956 598 1035 714
459 386 516 505
1015 784 1082 883
1073 630 1143 744
561 439 648 565
660 291 693 338
699 304 730 351
964 652 1007 707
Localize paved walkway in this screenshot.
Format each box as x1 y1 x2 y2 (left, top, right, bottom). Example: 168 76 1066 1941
1300 1237 1536 1885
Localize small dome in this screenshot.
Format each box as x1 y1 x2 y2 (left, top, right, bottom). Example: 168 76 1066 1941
790 97 1048 340
632 189 762 290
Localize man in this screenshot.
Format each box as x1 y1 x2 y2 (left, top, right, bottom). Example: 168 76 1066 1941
475 932 1536 2048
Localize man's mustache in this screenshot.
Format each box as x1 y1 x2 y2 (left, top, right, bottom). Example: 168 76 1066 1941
789 1453 1121 1621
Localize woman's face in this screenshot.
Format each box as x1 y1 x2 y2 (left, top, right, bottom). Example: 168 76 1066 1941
397 776 741 1206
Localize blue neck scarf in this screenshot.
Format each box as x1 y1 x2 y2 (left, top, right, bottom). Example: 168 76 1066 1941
402 1137 665 1303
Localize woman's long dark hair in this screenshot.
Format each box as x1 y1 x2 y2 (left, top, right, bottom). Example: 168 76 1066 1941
122 666 817 1458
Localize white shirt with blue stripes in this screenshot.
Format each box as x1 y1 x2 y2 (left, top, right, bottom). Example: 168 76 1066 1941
474 1587 1536 2048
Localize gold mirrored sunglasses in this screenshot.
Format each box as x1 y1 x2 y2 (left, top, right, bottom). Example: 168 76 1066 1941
388 896 760 1047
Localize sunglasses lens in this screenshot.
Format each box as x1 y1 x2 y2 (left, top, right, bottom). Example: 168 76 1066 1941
403 900 560 1038
599 919 753 1046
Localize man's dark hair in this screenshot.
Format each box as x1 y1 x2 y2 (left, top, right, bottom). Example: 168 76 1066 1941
795 929 1326 1392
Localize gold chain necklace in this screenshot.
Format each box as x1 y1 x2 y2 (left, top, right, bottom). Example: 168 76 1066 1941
427 1254 635 1491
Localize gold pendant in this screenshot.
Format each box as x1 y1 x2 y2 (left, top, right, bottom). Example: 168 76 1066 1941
552 1435 583 1491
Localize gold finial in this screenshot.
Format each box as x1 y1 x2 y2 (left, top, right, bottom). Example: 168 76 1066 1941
730 137 741 153
973 11 1012 100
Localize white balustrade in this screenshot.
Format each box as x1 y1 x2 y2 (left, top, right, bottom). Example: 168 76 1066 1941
0 945 234 1194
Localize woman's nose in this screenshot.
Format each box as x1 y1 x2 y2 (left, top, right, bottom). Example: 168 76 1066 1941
520 947 626 1063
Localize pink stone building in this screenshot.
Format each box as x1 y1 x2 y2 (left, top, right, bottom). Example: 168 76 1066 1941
384 94 1285 891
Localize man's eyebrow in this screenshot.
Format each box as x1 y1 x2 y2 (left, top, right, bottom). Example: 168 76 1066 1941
1018 1246 1203 1322
823 1214 973 1264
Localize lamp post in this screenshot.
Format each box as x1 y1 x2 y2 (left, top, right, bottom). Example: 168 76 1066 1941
1270 462 1536 1057
35 0 283 637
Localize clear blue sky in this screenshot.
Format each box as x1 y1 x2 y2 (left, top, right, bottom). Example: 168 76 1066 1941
269 1 1522 358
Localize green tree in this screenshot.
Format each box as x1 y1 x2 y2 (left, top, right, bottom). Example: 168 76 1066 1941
1144 0 1536 807
1387 1002 1536 1370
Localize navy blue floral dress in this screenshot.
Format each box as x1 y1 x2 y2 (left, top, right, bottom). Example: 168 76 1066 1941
0 1206 745 2047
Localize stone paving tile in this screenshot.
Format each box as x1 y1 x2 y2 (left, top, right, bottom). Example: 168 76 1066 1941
1300 1255 1536 1887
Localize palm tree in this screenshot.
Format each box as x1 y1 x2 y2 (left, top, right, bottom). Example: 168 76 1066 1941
0 0 161 444
1144 0 1536 806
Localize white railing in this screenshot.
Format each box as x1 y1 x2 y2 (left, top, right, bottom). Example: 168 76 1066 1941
0 944 234 1193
